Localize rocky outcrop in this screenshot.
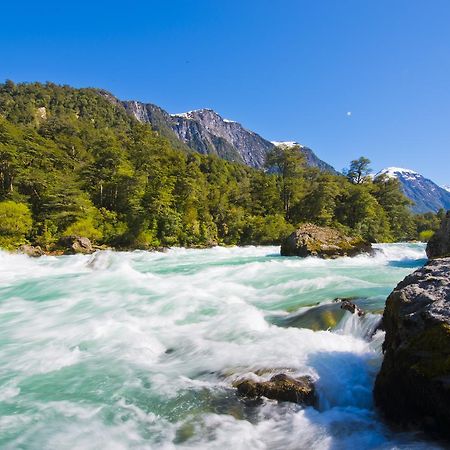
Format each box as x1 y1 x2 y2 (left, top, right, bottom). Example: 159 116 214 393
59 236 94 254
426 211 450 258
374 258 450 437
18 244 45 257
280 224 372 258
234 373 315 406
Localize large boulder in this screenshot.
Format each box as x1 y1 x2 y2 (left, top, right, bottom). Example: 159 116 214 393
59 235 94 254
18 244 45 257
374 258 450 437
234 373 316 406
280 223 372 258
426 211 450 259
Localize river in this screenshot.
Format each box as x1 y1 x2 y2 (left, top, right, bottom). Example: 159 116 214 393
0 243 443 449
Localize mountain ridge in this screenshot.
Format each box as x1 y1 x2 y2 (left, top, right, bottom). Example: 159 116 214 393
376 167 450 213
118 98 337 173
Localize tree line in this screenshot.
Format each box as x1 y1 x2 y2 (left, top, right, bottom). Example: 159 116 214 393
0 81 441 250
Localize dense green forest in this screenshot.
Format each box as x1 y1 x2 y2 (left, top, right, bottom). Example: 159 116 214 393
0 81 442 251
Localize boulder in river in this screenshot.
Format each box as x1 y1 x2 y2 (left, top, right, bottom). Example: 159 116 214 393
426 210 450 259
18 244 45 257
234 373 316 406
374 257 450 437
280 223 372 258
59 235 94 254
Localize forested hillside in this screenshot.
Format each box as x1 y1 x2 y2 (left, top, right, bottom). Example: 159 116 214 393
0 81 440 250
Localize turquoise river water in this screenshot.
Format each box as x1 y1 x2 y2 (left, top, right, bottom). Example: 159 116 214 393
0 243 444 449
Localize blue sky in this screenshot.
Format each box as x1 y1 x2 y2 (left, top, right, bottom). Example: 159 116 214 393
1 0 449 185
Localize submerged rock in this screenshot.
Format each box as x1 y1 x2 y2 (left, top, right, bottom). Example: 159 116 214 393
280 224 372 258
18 244 45 257
374 258 450 437
234 373 316 406
59 236 94 254
426 211 450 259
339 298 366 317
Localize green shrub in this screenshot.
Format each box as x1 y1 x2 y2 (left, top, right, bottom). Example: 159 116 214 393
419 229 435 242
0 201 33 249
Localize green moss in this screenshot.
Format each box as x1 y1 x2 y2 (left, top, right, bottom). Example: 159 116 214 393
409 323 450 378
411 323 450 351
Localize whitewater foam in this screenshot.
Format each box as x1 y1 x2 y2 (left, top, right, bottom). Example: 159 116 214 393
0 243 439 449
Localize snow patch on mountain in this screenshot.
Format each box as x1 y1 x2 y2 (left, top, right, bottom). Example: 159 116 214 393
377 167 420 181
376 167 450 213
271 141 304 148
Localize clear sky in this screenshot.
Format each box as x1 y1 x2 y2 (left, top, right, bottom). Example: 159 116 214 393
1 0 449 185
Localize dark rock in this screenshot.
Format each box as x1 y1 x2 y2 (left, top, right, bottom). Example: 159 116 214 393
374 258 450 437
18 244 45 257
59 235 94 254
426 211 450 259
234 373 315 406
340 299 366 317
280 224 372 258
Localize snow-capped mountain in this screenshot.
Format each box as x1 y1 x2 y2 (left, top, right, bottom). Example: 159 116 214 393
442 185 450 193
118 99 336 173
376 167 450 213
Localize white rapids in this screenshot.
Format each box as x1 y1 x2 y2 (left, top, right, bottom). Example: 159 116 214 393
0 243 443 449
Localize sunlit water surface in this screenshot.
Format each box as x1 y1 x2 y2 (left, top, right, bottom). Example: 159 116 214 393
0 243 443 449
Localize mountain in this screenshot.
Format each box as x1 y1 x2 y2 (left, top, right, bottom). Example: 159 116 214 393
120 99 336 173
270 141 337 173
376 167 450 213
442 185 450 193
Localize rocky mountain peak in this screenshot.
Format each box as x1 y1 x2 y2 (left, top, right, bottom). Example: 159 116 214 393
376 167 450 213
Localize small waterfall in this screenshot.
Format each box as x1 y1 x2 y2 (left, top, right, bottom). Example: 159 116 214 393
334 311 382 341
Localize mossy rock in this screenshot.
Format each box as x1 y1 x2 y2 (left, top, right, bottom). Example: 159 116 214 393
374 258 450 437
234 373 316 406
280 223 372 258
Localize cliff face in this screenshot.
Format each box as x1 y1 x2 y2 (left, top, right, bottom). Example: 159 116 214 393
122 100 336 172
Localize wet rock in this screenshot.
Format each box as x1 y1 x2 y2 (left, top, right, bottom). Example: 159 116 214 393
270 297 375 332
18 244 45 257
339 299 365 317
280 224 372 258
426 211 450 259
234 373 316 406
374 258 450 438
59 235 94 254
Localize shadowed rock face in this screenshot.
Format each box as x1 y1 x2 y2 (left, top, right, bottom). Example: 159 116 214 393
280 224 372 258
234 374 316 406
374 258 450 437
426 211 450 259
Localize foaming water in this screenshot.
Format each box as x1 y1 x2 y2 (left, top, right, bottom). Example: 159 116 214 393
0 243 441 449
